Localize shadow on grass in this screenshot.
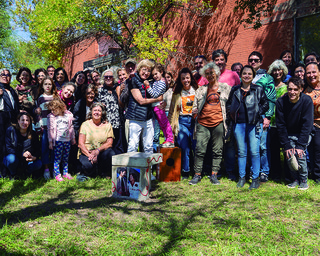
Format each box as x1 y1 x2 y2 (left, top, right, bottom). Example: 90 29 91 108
0 179 46 210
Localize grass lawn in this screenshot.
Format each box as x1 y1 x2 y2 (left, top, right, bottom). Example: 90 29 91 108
1 175 320 255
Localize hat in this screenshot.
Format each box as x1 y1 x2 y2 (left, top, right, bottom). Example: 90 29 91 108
125 58 136 66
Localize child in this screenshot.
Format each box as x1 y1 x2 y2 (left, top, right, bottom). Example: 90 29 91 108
59 82 76 111
46 99 76 181
144 63 174 147
34 76 59 179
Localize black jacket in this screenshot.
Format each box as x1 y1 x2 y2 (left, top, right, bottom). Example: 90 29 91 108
0 82 20 125
227 83 269 125
73 98 88 139
125 72 153 121
276 93 314 150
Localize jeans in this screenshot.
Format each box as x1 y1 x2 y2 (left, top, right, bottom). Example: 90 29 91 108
260 123 271 175
234 123 261 179
153 118 160 151
177 116 195 173
41 129 53 165
128 119 154 154
4 154 42 177
308 126 320 180
194 122 224 174
287 135 310 181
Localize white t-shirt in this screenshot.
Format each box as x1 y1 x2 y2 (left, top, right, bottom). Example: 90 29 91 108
56 115 70 142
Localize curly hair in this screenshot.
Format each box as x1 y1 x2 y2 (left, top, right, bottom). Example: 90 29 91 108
174 67 198 94
45 99 66 115
86 102 108 123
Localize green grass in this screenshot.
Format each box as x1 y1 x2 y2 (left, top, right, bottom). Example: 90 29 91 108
1 176 320 255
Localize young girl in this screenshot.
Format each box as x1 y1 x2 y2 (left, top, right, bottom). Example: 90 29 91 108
46 99 76 181
144 63 174 147
59 82 76 112
34 76 59 179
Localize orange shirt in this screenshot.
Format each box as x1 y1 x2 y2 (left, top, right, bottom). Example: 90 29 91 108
198 87 223 127
305 86 320 127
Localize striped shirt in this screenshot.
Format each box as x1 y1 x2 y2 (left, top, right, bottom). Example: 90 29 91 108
36 94 54 129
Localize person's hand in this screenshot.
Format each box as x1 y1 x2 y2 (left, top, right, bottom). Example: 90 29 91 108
263 117 270 129
295 149 305 158
35 107 41 115
26 156 36 162
143 80 150 89
23 151 32 159
120 83 125 93
0 88 3 96
158 101 166 110
19 94 27 103
285 148 295 159
49 142 53 150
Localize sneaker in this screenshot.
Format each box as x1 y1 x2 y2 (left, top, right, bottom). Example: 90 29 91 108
63 173 73 180
55 174 64 182
298 180 309 190
237 177 246 188
210 174 220 185
189 174 201 185
161 141 174 148
43 170 51 180
249 178 260 190
287 180 299 188
260 173 268 183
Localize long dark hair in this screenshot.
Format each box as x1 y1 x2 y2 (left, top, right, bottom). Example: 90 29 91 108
16 67 33 85
53 67 69 84
34 68 48 86
14 112 33 139
174 68 198 94
71 71 88 85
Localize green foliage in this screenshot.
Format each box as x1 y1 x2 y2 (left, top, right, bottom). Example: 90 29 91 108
14 0 209 63
234 0 277 29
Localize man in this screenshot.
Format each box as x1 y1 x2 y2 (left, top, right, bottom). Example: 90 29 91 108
47 65 55 79
248 51 276 182
276 77 313 190
193 55 208 86
117 168 129 196
231 62 243 77
304 62 320 183
212 49 240 87
304 52 320 65
0 68 20 177
212 49 240 180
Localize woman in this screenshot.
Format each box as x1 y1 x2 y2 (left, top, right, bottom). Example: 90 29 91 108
71 71 88 103
116 68 128 107
126 59 162 155
73 84 98 139
293 63 305 80
97 69 126 154
227 65 269 189
78 102 115 178
34 68 48 90
280 50 294 81
91 70 101 88
4 112 42 178
189 63 231 185
168 68 198 178
15 67 38 118
267 60 289 180
163 71 175 115
53 67 69 91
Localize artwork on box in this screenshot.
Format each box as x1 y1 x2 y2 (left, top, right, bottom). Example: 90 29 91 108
116 167 129 196
128 168 140 199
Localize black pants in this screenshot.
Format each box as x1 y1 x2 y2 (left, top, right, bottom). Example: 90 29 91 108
308 126 320 180
79 148 115 177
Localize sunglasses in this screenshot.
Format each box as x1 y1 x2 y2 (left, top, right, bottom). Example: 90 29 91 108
248 58 260 63
104 76 113 79
1 73 11 77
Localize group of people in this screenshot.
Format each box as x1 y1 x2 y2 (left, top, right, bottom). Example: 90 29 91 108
0 49 319 190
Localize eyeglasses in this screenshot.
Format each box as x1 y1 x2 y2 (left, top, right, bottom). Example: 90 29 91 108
104 76 113 79
248 58 260 63
1 73 11 77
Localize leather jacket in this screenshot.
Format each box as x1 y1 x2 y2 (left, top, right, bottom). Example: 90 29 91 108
226 83 269 125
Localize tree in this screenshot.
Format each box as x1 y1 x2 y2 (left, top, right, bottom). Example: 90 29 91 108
14 0 212 64
234 0 277 29
0 0 13 68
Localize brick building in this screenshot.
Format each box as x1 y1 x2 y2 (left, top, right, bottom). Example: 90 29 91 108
64 0 320 78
